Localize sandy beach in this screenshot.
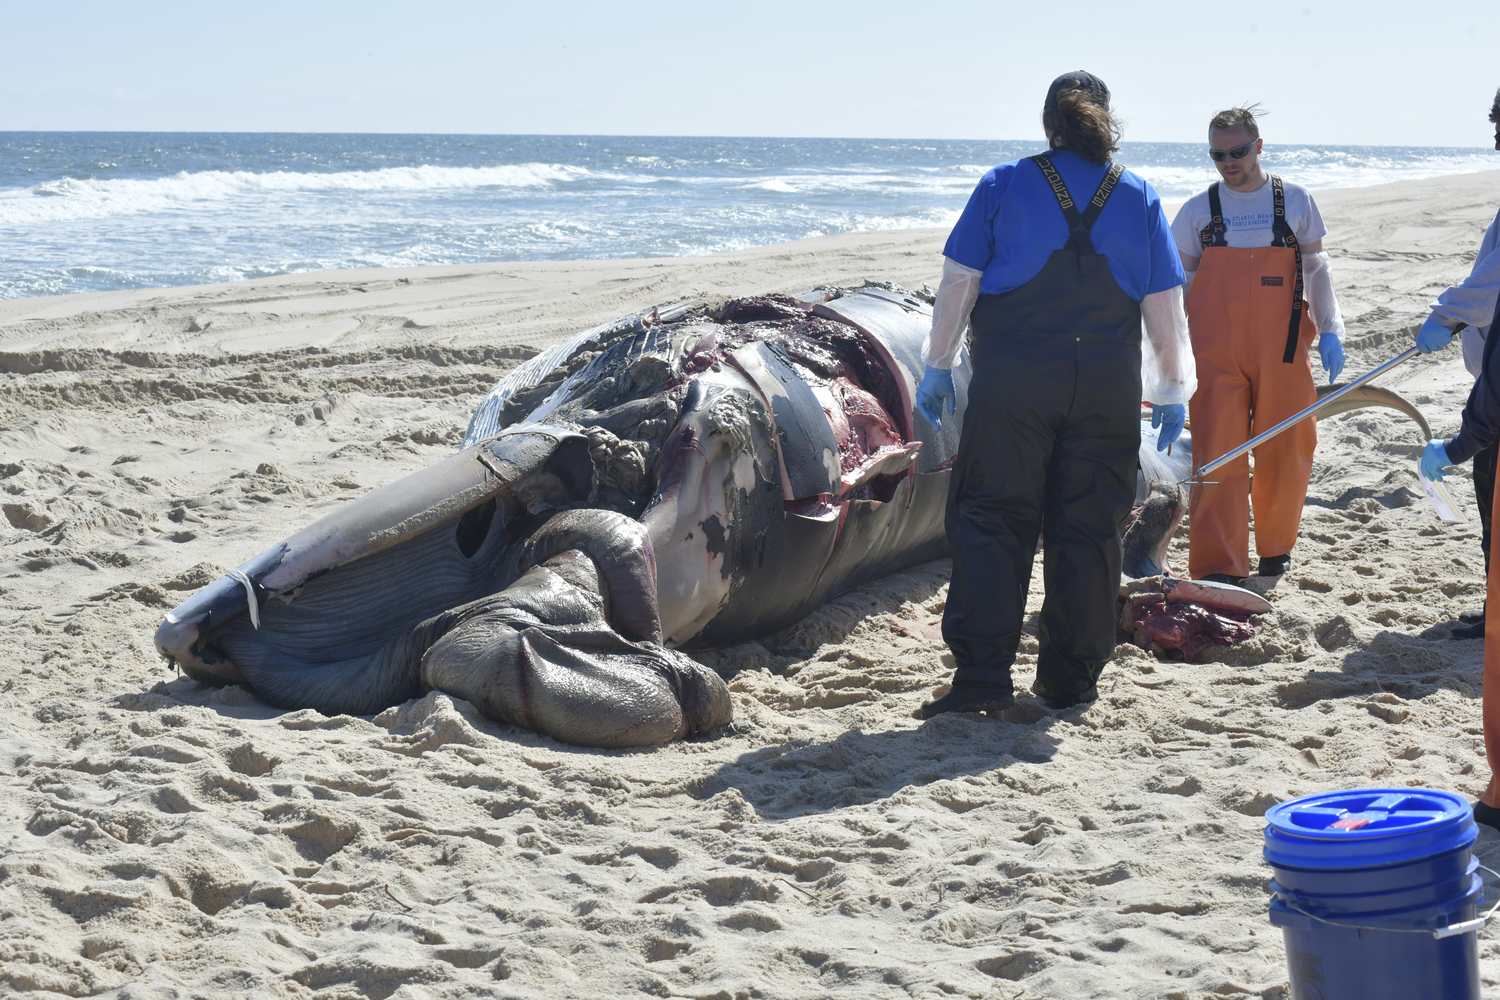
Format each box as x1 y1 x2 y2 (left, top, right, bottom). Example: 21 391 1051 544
4 169 1500 999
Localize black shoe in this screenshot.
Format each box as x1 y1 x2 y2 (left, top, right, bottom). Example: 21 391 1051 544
916 681 1014 719
1451 619 1485 640
1199 573 1240 586
1257 554 1291 577
1460 607 1486 625
1474 801 1500 831
1032 682 1099 711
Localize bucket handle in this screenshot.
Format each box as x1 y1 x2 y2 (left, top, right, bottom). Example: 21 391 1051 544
1433 916 1489 940
1433 861 1500 940
1280 863 1500 941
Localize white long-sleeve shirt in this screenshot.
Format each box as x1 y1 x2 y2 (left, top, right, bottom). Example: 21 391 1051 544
1431 205 1500 377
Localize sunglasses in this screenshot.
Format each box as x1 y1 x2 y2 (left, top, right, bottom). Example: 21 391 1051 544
1208 141 1256 163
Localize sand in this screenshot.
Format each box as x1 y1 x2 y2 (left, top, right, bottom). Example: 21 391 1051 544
3 170 1500 1000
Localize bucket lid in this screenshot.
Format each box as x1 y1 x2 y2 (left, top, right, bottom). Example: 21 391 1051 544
1264 788 1477 870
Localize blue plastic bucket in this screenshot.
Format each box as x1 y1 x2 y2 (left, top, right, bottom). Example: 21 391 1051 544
1264 788 1483 1000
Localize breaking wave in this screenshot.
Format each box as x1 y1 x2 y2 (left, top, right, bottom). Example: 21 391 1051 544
1124 145 1499 200
0 133 1494 298
0 162 594 226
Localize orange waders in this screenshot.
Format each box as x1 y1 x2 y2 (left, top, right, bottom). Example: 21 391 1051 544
1186 177 1318 580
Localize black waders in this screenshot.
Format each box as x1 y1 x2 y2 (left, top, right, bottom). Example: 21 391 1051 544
936 156 1143 712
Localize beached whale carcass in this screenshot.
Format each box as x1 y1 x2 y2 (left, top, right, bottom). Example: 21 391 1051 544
155 288 963 747
153 285 1430 746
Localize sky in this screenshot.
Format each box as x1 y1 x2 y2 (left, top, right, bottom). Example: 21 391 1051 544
2 0 1498 146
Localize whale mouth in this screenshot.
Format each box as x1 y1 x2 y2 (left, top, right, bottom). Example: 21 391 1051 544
155 426 593 680
154 425 731 747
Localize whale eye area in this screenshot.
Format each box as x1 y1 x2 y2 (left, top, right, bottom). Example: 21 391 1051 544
455 498 497 559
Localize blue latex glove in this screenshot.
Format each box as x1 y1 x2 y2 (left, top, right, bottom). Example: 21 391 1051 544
916 365 956 429
1416 315 1455 354
1151 403 1185 452
1318 333 1345 383
1420 439 1453 482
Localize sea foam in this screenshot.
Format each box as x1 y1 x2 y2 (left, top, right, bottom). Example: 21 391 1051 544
0 162 593 226
0 133 1493 299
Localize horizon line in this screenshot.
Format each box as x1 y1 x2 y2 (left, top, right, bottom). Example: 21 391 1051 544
0 130 1495 152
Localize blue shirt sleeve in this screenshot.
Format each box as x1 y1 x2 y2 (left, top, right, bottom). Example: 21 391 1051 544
942 169 1002 272
1142 181 1186 295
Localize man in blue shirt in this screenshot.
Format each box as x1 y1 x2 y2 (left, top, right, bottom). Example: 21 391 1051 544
915 72 1195 718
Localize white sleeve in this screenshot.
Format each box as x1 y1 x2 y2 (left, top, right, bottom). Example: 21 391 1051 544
1463 325 1487 379
1171 195 1207 293
1302 251 1345 338
1169 196 1207 260
1139 285 1198 406
1298 188 1329 245
1430 238 1500 332
921 257 983 369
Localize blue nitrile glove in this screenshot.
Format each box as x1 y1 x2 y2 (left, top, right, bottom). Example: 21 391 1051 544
1151 403 1185 452
1318 332 1345 383
1420 439 1453 482
1416 315 1455 354
916 365 956 430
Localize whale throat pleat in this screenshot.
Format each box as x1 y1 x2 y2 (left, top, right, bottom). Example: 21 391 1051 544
240 507 511 662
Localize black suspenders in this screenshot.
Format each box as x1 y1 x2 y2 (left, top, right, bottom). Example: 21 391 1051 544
1030 154 1126 255
1199 183 1229 250
1197 176 1305 364
1268 176 1305 363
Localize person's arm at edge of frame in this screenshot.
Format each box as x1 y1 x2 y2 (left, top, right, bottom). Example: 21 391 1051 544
1461 211 1500 376
1426 311 1500 481
1417 213 1500 476
1419 222 1500 354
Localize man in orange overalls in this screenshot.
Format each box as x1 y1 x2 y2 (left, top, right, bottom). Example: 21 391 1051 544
1170 106 1347 584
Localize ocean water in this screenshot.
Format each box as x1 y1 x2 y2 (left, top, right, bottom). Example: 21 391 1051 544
1 133 1495 300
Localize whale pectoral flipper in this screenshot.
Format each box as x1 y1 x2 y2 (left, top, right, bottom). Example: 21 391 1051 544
419 554 731 749
517 509 663 643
